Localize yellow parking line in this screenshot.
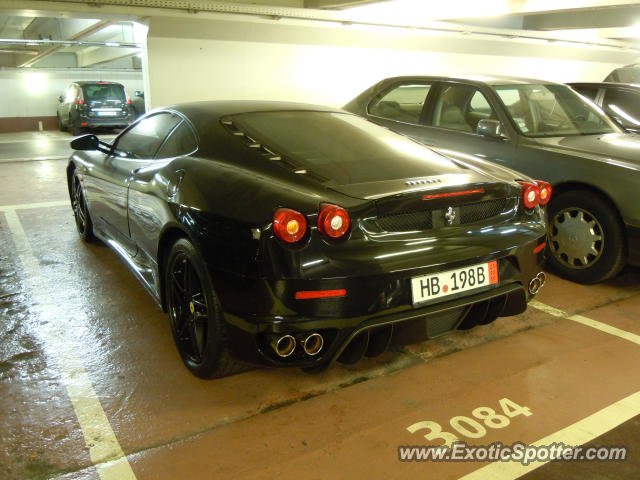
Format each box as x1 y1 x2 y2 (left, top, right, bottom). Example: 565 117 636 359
531 300 640 346
460 390 640 479
3 210 137 479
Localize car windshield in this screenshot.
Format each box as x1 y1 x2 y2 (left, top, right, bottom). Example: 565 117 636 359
229 111 461 185
82 83 126 102
494 84 617 137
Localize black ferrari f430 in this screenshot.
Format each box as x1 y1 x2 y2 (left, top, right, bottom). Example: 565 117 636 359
67 101 549 378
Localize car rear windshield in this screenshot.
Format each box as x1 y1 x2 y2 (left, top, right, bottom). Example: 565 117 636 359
494 84 617 137
228 111 460 185
82 83 126 102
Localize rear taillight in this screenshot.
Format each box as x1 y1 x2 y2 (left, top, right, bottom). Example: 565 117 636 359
75 99 84 105
518 181 540 209
273 208 307 243
535 180 552 206
317 204 350 238
127 99 132 105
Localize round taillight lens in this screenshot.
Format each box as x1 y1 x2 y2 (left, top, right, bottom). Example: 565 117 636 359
517 181 540 209
535 180 552 206
318 204 350 238
273 208 307 243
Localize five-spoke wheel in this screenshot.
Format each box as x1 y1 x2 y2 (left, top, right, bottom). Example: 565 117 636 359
71 174 95 241
164 238 241 378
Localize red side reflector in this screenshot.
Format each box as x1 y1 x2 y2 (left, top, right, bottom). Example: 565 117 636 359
422 188 484 200
295 289 347 300
80 122 88 126
127 99 132 104
488 260 499 284
533 242 546 254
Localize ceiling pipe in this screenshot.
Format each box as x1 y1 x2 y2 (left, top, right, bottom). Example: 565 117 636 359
0 48 39 55
18 19 125 68
1 38 140 48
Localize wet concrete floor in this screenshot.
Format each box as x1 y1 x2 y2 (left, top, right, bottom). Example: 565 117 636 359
1 138 639 479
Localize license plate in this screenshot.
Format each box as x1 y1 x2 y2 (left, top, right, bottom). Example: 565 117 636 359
97 111 118 116
411 261 499 305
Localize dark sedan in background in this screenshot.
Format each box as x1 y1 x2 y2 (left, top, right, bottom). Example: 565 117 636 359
570 82 640 134
345 75 640 284
67 101 547 378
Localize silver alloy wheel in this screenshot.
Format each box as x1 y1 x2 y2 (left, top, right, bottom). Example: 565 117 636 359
550 207 604 269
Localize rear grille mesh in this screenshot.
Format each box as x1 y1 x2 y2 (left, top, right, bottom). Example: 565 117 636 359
459 199 508 223
377 211 434 232
376 198 508 232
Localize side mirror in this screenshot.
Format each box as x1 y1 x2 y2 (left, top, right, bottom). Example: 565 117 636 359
70 134 100 151
58 95 63 103
477 119 505 139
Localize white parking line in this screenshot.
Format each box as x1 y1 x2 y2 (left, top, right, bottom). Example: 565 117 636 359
531 300 640 346
460 390 640 479
2 210 137 480
0 155 68 163
0 200 69 211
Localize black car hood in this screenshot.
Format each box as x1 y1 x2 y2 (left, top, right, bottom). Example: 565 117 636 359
531 133 640 170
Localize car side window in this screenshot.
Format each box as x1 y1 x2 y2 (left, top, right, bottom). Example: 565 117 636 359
602 88 640 130
368 83 431 124
432 85 497 133
572 86 599 101
155 121 198 158
115 112 181 159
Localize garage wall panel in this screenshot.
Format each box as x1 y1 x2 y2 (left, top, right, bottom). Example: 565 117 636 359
146 15 638 109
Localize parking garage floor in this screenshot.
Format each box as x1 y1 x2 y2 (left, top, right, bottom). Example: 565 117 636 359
1 132 640 480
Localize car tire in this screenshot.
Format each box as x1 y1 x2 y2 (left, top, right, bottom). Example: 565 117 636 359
165 238 243 379
71 121 83 136
70 173 95 242
546 190 625 284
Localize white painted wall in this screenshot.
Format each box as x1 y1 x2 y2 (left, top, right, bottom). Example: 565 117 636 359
0 69 143 118
146 15 639 109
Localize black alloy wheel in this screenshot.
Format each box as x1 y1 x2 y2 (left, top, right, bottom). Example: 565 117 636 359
71 174 95 241
165 238 241 378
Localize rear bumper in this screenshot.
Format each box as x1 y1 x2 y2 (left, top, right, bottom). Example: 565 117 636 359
82 119 132 128
78 112 133 128
217 232 546 369
226 282 529 369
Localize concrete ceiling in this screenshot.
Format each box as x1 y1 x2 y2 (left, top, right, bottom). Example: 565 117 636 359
0 0 639 70
0 15 142 69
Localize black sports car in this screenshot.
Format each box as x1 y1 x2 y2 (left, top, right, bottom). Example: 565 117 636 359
67 101 548 378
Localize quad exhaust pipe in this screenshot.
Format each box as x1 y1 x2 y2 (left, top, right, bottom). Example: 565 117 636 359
271 333 324 357
302 333 324 356
528 272 547 295
272 335 296 358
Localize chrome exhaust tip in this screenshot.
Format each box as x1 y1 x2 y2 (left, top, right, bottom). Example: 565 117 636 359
537 272 547 287
302 333 324 356
529 277 541 295
529 272 546 295
272 335 296 358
